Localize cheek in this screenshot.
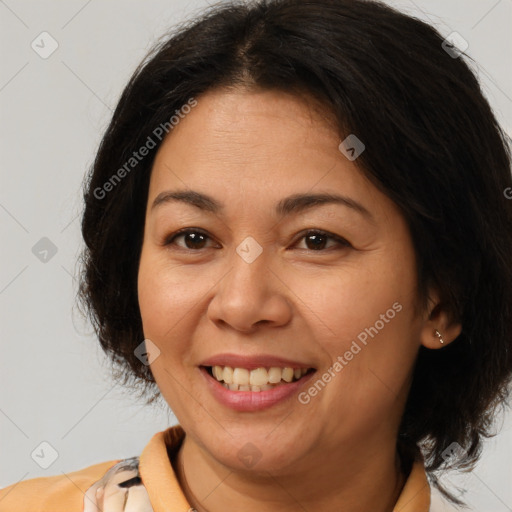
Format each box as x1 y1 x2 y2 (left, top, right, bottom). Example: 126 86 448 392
137 251 207 413
293 255 414 352
137 250 208 339
296 252 420 415
312 304 419 446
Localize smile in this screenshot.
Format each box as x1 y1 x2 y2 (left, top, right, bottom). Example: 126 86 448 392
205 365 313 392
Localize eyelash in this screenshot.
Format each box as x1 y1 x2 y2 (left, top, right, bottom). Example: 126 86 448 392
163 228 351 253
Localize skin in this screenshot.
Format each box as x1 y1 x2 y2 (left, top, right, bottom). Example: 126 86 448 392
137 88 462 512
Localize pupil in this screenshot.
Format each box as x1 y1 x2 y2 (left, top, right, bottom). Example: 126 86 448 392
307 234 326 250
186 232 206 249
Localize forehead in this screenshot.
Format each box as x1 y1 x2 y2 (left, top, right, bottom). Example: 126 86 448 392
162 88 338 157
149 88 376 201
145 88 411 234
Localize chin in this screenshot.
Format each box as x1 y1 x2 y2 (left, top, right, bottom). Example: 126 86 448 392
200 425 309 475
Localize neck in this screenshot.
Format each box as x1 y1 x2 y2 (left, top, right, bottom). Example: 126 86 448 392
174 434 407 512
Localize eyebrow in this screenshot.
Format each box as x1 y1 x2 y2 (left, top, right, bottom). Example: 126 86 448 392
151 190 375 222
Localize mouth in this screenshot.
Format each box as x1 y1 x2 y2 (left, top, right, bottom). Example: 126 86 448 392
201 365 316 392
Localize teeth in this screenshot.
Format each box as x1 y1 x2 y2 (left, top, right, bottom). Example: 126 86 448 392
268 367 282 384
250 368 268 386
282 368 294 382
222 366 233 384
210 365 310 390
233 368 249 386
213 366 223 380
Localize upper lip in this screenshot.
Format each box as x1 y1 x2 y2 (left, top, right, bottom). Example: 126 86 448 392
200 353 315 370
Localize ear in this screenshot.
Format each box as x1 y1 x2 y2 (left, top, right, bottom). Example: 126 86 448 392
419 288 462 349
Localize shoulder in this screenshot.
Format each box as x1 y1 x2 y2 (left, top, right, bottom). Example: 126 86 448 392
0 457 150 512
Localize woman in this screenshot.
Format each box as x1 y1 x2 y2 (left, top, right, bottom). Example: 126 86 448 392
1 0 511 510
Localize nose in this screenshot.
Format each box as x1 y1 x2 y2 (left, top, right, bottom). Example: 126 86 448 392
206 245 293 334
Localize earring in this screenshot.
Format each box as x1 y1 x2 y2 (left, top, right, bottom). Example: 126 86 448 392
434 329 444 344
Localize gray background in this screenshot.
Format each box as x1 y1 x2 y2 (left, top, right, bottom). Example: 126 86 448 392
1 0 511 510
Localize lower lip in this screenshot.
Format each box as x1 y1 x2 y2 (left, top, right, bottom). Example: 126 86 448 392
200 367 316 412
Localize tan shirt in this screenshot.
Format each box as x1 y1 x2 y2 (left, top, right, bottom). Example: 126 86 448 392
0 425 432 511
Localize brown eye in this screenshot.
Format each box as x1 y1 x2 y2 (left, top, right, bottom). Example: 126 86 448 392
295 230 351 251
165 229 213 250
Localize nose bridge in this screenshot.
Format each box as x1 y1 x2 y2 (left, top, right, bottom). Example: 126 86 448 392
208 237 291 331
235 234 265 266
226 236 271 300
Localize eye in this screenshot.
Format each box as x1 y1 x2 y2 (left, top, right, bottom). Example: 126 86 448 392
293 229 351 251
164 228 217 251
163 228 351 252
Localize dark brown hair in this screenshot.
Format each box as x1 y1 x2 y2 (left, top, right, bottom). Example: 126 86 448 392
79 0 512 505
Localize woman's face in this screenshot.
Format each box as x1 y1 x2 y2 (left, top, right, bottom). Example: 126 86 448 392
138 88 432 474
